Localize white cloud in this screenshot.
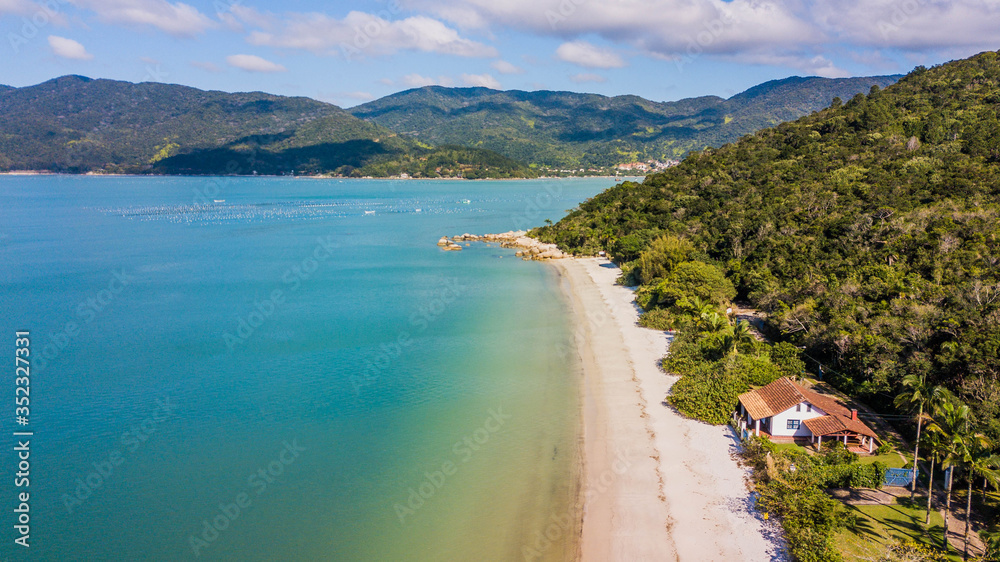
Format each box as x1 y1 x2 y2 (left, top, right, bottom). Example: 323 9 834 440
570 73 607 83
555 40 626 69
1 0 41 14
225 54 286 73
800 55 851 78
190 60 222 73
48 36 93 60
243 10 497 59
71 0 215 37
730 52 850 78
401 73 455 87
813 0 1000 52
0 0 30 13
461 73 501 89
491 59 523 74
413 0 1000 66
218 4 273 32
1 0 69 25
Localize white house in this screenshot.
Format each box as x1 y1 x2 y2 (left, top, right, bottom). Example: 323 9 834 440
734 377 880 453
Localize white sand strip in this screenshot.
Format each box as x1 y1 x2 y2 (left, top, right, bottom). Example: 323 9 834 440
554 257 785 562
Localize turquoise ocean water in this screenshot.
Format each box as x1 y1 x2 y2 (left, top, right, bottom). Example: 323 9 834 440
0 176 617 561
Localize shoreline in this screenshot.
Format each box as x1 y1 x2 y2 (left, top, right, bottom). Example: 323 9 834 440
552 257 785 561
0 171 645 181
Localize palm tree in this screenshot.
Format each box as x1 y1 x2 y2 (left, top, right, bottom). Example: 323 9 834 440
723 320 755 357
958 450 1000 560
699 311 728 333
922 429 947 526
926 395 972 550
894 374 947 501
679 296 715 322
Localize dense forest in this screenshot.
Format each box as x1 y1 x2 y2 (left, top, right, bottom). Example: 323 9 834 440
350 75 901 168
533 50 1000 433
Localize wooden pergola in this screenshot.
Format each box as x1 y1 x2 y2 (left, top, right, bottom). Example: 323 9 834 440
804 414 879 453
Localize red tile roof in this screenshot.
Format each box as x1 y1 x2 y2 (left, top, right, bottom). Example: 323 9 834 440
803 414 878 439
738 377 806 420
738 377 878 440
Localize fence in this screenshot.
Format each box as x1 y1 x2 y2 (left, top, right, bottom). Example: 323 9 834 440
884 467 916 487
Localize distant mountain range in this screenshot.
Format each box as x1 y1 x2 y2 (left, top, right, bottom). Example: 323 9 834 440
0 73 902 176
350 75 902 168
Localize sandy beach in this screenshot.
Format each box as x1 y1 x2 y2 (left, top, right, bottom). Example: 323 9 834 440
553 257 785 561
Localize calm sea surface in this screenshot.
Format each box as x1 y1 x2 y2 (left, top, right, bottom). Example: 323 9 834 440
0 176 618 561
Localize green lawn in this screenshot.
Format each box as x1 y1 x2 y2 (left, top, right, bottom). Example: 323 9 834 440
858 451 910 469
772 442 808 455
837 499 961 561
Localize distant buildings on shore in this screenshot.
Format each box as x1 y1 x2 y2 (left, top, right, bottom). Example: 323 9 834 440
615 159 680 173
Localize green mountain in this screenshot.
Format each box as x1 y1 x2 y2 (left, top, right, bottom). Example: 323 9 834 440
349 75 902 168
0 73 904 177
0 76 534 178
533 51 1000 426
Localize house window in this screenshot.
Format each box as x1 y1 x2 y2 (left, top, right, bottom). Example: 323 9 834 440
807 404 812 412
787 419 801 430
796 404 801 412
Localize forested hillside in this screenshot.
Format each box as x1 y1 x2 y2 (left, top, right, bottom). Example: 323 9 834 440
533 51 1000 430
350 75 901 168
0 76 534 178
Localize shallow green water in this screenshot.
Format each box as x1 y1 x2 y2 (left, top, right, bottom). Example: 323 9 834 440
0 176 616 561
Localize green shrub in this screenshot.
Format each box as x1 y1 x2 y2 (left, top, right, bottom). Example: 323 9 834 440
635 284 657 310
822 442 859 465
650 260 736 307
731 354 783 387
819 461 886 488
668 369 749 424
756 478 848 562
638 308 674 330
769 341 806 378
636 235 695 285
610 231 654 262
662 339 711 377
616 260 639 286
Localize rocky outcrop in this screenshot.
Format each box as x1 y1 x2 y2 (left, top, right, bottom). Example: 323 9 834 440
437 236 463 251
441 231 568 260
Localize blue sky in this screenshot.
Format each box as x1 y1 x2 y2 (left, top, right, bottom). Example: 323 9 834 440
2 0 999 107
